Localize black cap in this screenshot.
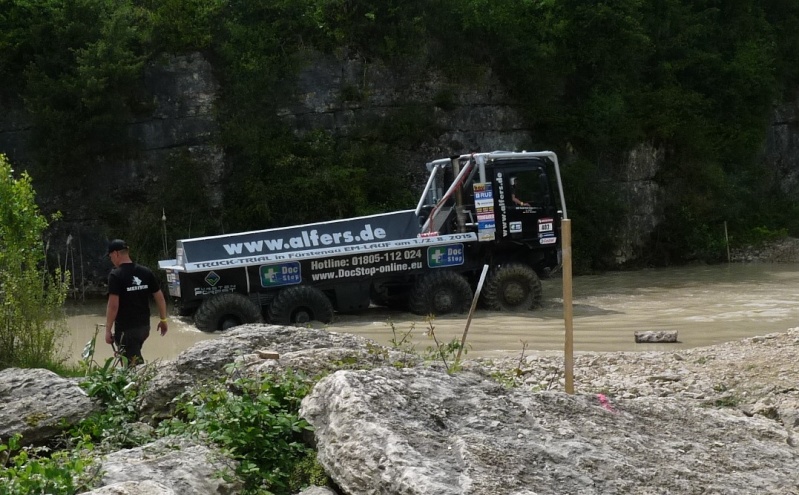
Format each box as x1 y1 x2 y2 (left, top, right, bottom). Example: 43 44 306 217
107 239 128 254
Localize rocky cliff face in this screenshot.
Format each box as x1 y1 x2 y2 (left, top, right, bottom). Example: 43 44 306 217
0 53 224 290
283 51 532 162
614 143 664 264
1 51 797 277
129 51 224 209
765 90 799 194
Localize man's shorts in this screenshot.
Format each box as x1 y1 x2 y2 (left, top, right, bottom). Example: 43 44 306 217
113 324 151 366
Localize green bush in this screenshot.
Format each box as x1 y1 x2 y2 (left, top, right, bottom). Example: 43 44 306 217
560 158 625 270
69 359 155 449
143 0 225 52
0 154 70 370
0 435 98 495
0 358 152 494
735 225 790 248
4 0 151 187
157 366 326 494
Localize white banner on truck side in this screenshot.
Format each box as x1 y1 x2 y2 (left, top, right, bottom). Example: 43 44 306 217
180 232 478 273
179 210 421 265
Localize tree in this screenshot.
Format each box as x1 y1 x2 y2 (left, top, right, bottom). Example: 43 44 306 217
2 0 151 187
0 154 69 369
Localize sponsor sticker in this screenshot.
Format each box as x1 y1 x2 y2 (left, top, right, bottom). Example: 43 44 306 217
194 285 236 296
510 221 522 233
427 244 465 268
204 271 220 286
474 182 498 242
260 262 302 287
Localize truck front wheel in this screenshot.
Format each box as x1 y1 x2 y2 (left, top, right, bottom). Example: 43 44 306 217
483 263 542 311
408 271 473 316
268 286 334 325
194 293 263 332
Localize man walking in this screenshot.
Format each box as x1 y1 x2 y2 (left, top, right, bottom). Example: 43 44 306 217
105 239 168 366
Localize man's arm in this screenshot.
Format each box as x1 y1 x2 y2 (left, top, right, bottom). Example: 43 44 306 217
105 294 119 344
153 289 169 336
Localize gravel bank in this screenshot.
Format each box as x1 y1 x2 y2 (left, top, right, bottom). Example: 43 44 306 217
730 236 799 263
477 325 799 433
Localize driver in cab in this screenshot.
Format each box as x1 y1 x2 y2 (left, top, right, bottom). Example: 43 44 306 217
511 176 530 207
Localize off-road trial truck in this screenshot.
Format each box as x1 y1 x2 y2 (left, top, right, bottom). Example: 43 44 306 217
159 150 566 331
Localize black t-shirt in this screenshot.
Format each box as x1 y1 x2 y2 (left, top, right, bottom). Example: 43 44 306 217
108 262 160 330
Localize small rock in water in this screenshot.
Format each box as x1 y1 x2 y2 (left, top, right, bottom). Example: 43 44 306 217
634 331 679 343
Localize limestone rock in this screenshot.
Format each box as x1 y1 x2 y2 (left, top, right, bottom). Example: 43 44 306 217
237 346 420 379
297 487 337 495
615 142 663 264
80 480 175 495
301 367 798 495
477 327 799 427
4 324 799 494
139 325 391 420
634 330 679 343
745 394 799 428
94 437 239 495
730 237 799 263
0 368 100 445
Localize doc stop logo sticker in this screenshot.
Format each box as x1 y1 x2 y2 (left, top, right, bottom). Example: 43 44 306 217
427 244 465 268
260 262 302 287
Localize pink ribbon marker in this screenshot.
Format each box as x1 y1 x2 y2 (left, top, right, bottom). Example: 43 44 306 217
597 393 616 413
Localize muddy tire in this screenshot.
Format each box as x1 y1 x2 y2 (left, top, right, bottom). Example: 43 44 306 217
408 271 473 316
483 263 542 311
194 293 263 332
268 286 334 325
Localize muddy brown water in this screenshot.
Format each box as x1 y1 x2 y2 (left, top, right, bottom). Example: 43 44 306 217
62 263 799 364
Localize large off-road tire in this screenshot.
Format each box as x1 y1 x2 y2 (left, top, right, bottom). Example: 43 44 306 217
408 271 473 316
268 286 334 325
483 263 542 311
194 293 263 332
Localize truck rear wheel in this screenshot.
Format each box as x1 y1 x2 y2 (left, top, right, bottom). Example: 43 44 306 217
483 263 542 311
408 271 473 316
194 293 263 332
268 286 334 325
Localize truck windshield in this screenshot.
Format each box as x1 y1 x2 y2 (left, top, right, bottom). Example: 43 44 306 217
511 168 548 206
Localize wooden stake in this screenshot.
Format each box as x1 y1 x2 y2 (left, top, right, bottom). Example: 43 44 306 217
456 264 490 364
724 221 730 263
562 219 574 394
